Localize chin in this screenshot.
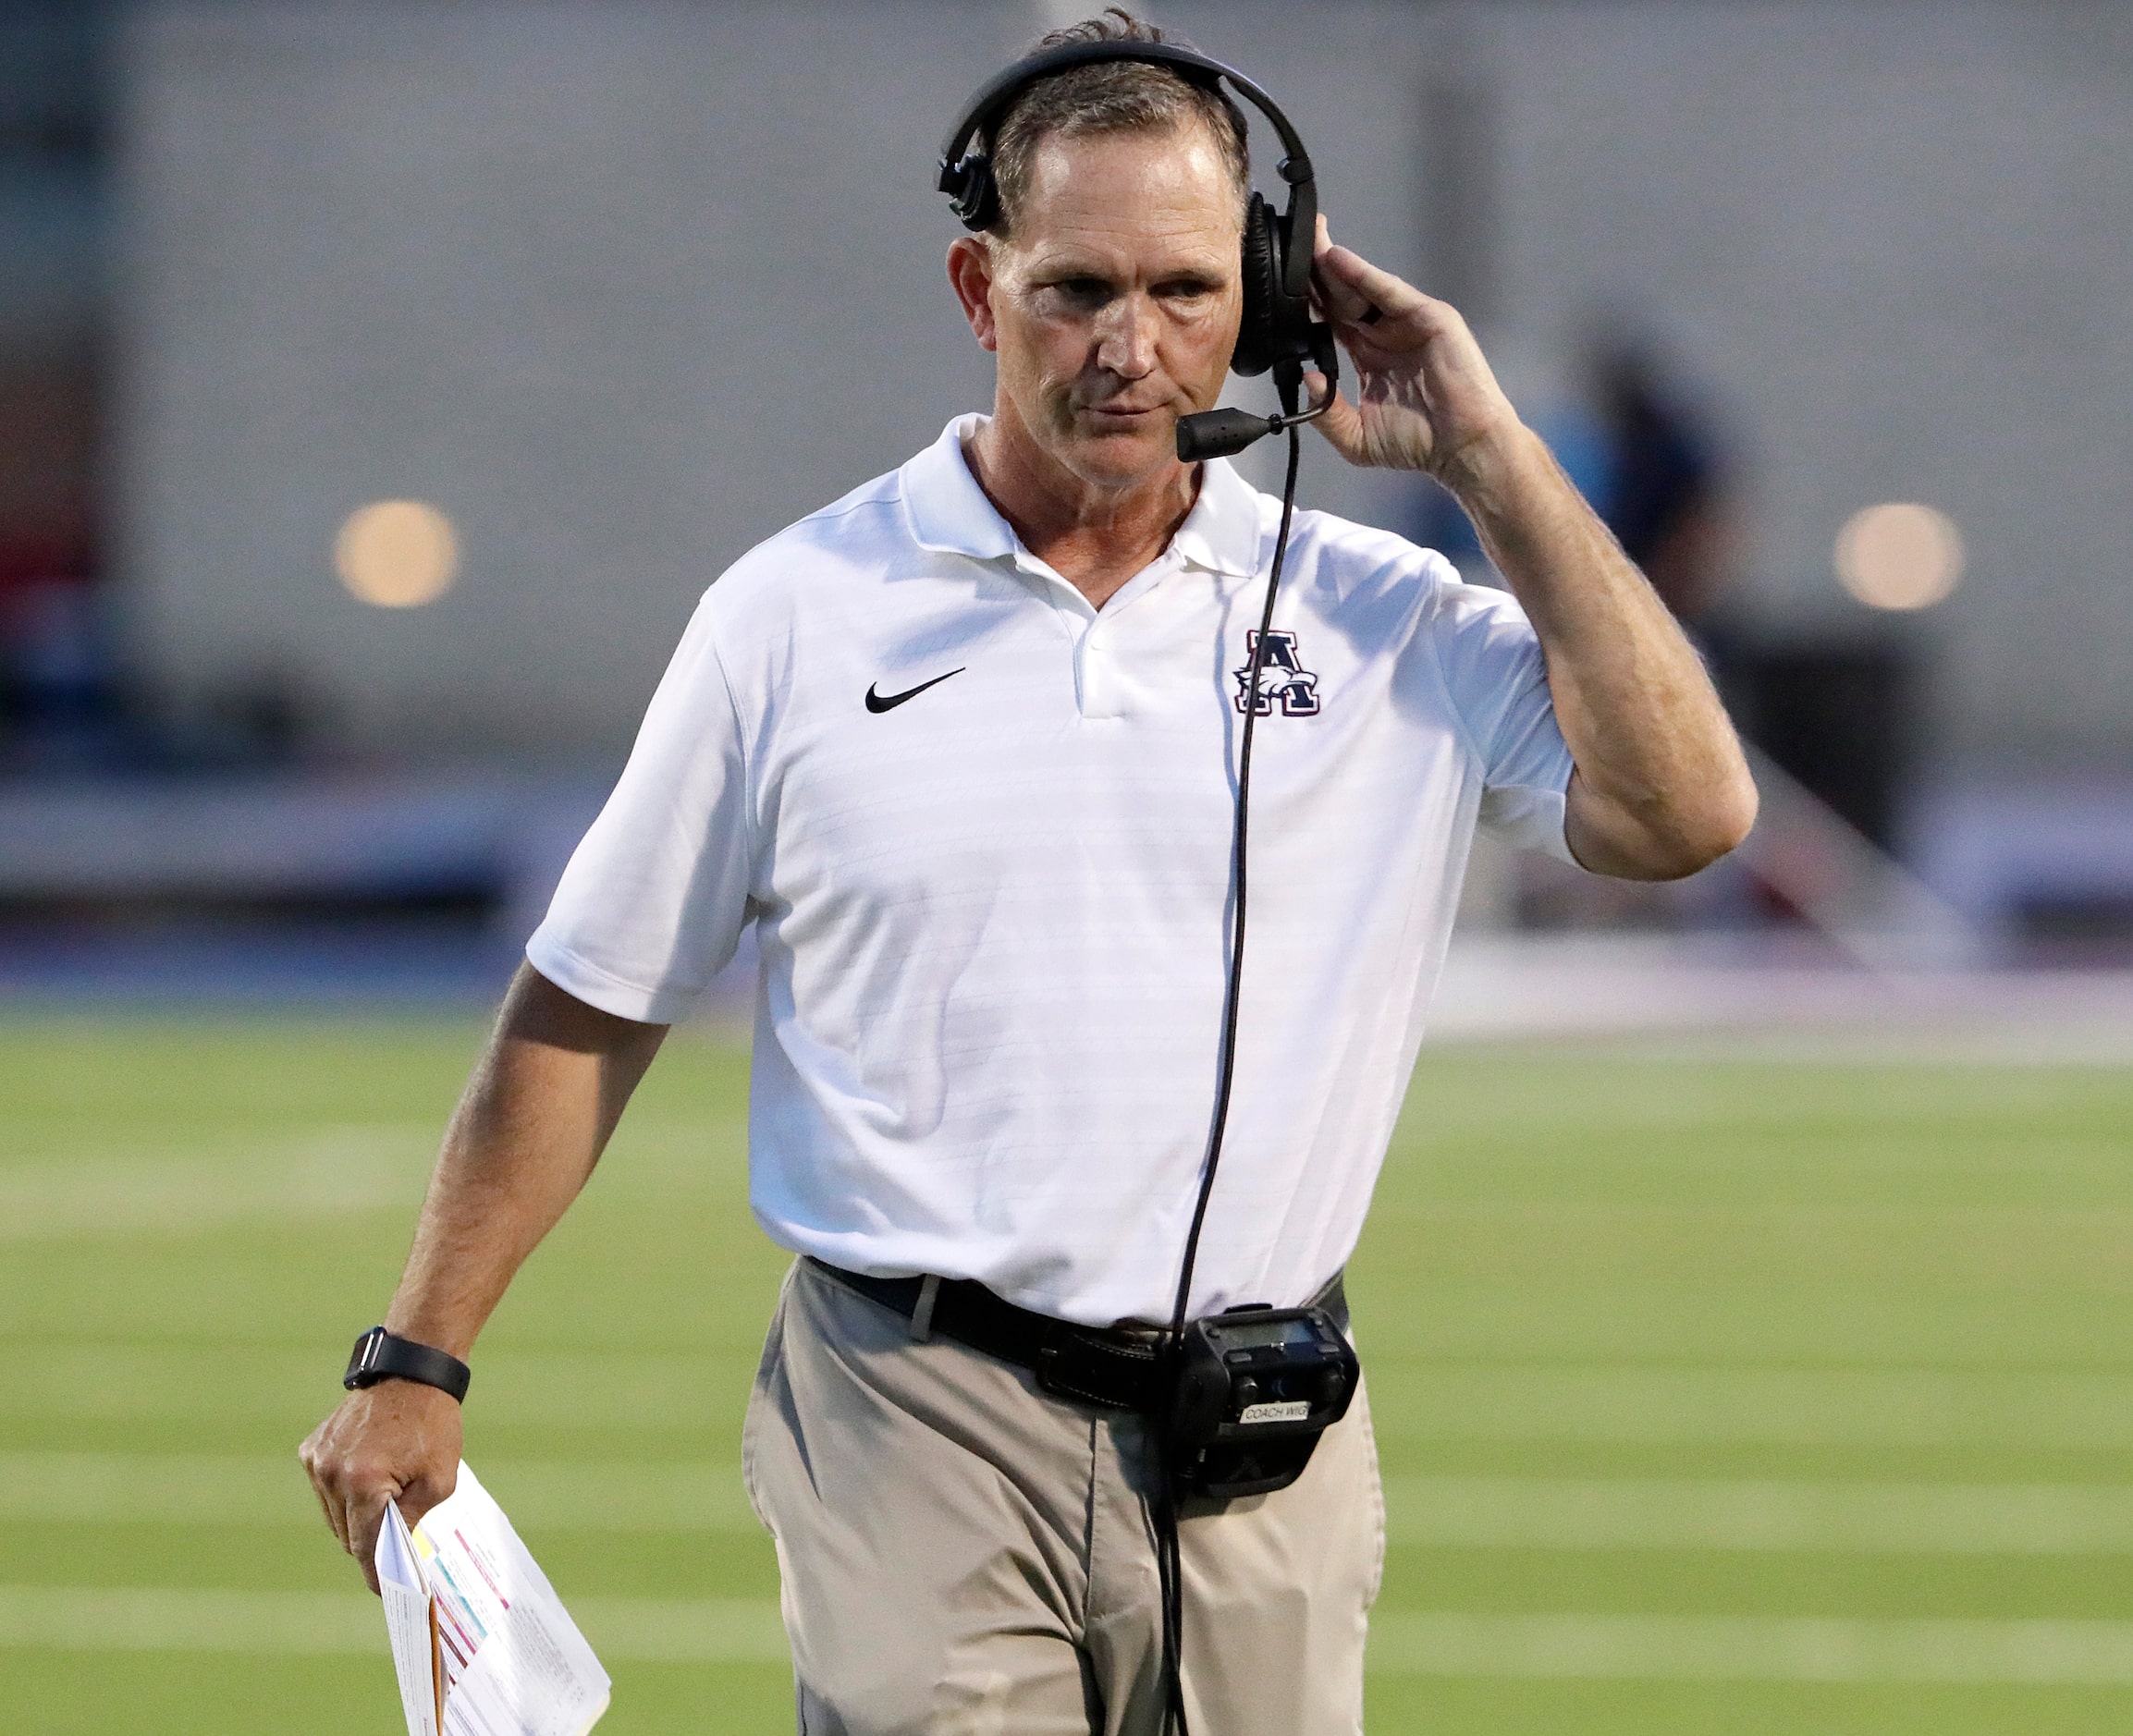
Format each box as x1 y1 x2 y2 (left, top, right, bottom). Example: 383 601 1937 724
1058 420 1178 487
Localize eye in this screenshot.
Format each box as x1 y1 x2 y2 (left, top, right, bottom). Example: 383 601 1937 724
1050 276 1114 310
1156 275 1223 304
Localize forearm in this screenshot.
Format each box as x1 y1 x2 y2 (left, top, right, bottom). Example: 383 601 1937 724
301 966 667 1582
386 964 667 1357
383 1082 598 1362
1450 425 1756 878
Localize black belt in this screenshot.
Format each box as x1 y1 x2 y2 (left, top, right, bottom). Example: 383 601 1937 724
809 1257 1347 1415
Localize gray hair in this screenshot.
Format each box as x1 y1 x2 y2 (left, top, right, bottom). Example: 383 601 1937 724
987 9 1251 240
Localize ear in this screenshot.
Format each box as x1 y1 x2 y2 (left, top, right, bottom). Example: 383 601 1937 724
947 236 1000 354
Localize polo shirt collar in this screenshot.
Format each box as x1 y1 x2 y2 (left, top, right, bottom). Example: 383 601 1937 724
901 414 1264 581
1171 449 1263 579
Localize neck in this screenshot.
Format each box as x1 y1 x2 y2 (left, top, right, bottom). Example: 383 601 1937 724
968 397 1198 610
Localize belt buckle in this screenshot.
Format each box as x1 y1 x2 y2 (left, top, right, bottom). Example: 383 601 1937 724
1034 1325 1161 1412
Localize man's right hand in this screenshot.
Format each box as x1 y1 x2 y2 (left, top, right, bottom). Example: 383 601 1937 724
300 1380 463 1595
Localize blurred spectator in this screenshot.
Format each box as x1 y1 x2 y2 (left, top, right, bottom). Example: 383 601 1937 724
1408 325 1732 630
0 336 113 769
1587 332 1732 629
0 6 122 772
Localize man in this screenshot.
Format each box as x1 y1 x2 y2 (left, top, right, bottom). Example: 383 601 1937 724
302 13 1755 1732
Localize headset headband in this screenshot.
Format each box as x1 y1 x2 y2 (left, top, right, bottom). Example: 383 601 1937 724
937 40 1317 304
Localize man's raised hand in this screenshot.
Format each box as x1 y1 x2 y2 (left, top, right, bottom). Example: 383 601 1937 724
1305 214 1525 490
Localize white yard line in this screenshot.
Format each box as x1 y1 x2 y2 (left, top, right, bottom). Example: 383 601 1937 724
0 1454 758 1532
0 1586 376 1655
1381 1475 2133 1554
0 1586 788 1663
1365 1612 2133 1683
0 1346 726 1429
12 1353 2133 1440
16 1454 2133 1557
1376 1363 2133 1449
0 1127 432 1241
8 1587 2133 1682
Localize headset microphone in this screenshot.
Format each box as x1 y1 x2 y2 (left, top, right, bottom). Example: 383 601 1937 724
1175 410 1271 463
1174 361 1337 461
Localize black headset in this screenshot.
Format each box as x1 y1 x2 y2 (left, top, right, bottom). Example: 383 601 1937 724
938 39 1339 457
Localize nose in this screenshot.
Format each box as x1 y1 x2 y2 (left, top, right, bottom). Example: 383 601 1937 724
1094 291 1158 381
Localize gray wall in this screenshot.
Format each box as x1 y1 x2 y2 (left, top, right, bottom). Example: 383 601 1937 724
1484 2 2133 776
116 2 2133 771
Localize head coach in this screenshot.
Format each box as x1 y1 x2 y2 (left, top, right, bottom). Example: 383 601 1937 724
302 9 1756 1731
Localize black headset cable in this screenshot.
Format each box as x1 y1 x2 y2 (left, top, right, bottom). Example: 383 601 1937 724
1154 421 1305 1736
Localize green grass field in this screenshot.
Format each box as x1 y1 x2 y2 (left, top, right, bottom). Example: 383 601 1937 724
4 1015 2132 1733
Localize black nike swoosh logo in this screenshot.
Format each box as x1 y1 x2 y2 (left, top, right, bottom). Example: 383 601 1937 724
864 667 965 714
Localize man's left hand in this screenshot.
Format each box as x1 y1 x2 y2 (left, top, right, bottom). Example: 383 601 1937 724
1304 214 1521 492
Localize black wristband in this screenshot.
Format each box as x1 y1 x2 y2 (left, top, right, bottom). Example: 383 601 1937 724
343 1326 472 1403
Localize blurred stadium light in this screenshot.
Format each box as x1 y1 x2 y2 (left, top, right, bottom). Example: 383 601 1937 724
1834 502 1964 613
334 500 459 610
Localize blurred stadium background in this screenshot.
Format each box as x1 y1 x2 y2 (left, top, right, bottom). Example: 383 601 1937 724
3 2 2131 1732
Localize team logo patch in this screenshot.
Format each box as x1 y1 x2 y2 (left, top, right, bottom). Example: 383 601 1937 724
1232 630 1320 717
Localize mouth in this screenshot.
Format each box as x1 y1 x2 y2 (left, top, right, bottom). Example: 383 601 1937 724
1079 402 1170 426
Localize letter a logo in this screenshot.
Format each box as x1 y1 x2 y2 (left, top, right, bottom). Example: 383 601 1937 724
1232 630 1321 716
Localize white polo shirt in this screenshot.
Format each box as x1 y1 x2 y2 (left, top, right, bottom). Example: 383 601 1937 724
529 414 1575 1326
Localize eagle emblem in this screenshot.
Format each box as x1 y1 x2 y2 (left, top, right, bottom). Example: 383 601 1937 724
1232 630 1320 717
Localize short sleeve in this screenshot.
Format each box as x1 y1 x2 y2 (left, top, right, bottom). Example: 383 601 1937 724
525 596 756 1022
1428 568 1579 864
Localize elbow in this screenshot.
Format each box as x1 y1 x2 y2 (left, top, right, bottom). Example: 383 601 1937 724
1642 771 1759 881
1574 769 1759 882
1708 765 1762 862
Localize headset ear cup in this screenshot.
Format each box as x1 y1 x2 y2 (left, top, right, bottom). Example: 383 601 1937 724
1230 192 1281 377
949 154 1000 233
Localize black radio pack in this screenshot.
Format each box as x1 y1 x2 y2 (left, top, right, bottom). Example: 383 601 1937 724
1167 1305 1360 1498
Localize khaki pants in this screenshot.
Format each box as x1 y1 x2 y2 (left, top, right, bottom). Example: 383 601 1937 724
742 1259 1383 1735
